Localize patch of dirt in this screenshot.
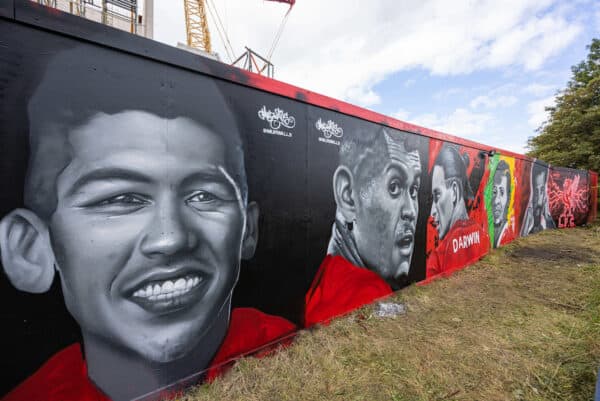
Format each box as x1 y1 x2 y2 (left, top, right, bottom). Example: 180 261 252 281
506 244 600 264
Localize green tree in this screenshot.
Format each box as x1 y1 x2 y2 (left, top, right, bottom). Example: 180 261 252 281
527 38 600 173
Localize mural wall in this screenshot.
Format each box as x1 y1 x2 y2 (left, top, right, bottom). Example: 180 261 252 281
0 2 597 401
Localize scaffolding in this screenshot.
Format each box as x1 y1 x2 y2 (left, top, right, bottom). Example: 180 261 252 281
232 47 275 78
34 0 152 38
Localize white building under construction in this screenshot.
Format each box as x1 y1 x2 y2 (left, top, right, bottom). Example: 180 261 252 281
35 0 154 38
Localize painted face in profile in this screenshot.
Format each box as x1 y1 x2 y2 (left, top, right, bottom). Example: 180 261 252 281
353 143 421 286
48 110 248 363
430 165 454 240
492 171 509 226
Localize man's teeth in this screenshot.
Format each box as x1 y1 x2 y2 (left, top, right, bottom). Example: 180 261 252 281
133 276 201 301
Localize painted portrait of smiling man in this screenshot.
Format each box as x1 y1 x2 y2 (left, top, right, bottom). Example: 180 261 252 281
0 45 295 401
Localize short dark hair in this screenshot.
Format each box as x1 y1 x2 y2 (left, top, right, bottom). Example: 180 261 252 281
433 144 473 201
338 125 419 186
24 45 247 219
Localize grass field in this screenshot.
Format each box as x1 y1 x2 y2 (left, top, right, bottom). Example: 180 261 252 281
182 224 600 401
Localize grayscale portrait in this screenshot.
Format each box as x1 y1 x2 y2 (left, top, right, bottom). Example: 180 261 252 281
521 162 555 236
328 127 422 290
0 45 268 401
492 160 511 248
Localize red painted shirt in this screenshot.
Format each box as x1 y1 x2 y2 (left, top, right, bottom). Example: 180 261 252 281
2 308 296 401
497 222 516 247
425 219 490 282
304 255 393 328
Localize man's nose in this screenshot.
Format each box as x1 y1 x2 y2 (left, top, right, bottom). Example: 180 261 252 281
140 198 197 257
401 195 417 221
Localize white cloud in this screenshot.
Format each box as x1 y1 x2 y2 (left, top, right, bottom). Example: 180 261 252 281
527 96 555 129
345 85 382 107
491 141 528 154
152 0 584 106
470 95 518 109
523 83 556 96
392 108 411 121
408 108 493 140
432 87 464 101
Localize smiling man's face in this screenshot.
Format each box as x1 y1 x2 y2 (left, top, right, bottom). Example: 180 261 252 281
48 110 246 363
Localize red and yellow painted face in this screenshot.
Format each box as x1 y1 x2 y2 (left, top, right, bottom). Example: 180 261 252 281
492 173 509 225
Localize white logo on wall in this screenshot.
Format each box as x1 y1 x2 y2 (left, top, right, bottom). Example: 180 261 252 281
315 118 343 146
258 106 295 138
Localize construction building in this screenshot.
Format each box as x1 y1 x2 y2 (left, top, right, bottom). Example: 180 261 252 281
35 0 154 38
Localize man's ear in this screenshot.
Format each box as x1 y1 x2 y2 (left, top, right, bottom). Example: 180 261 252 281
332 165 357 224
0 209 56 293
451 180 459 207
241 201 259 260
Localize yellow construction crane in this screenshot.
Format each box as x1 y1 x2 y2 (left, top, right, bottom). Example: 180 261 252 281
182 0 295 75
183 0 211 53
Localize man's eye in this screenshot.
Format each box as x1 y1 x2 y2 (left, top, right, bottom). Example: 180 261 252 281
187 191 219 204
410 184 419 199
388 179 403 197
97 194 148 206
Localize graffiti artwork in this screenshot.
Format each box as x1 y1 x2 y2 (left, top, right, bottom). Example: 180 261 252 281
520 161 556 236
425 142 490 280
0 2 597 401
304 126 428 326
485 155 517 248
0 42 298 401
548 167 590 228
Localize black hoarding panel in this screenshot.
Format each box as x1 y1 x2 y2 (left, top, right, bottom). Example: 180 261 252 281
0 0 13 18
0 18 301 400
225 83 310 324
1 2 597 400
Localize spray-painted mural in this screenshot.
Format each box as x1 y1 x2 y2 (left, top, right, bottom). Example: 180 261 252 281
425 141 490 281
0 2 597 401
548 167 590 228
485 155 518 248
305 125 428 327
520 160 556 236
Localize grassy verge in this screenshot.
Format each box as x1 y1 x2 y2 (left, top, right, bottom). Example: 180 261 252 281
183 224 600 401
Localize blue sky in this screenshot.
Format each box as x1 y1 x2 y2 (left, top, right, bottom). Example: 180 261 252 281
153 0 600 154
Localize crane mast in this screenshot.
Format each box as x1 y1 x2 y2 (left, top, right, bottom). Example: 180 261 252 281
183 0 212 53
